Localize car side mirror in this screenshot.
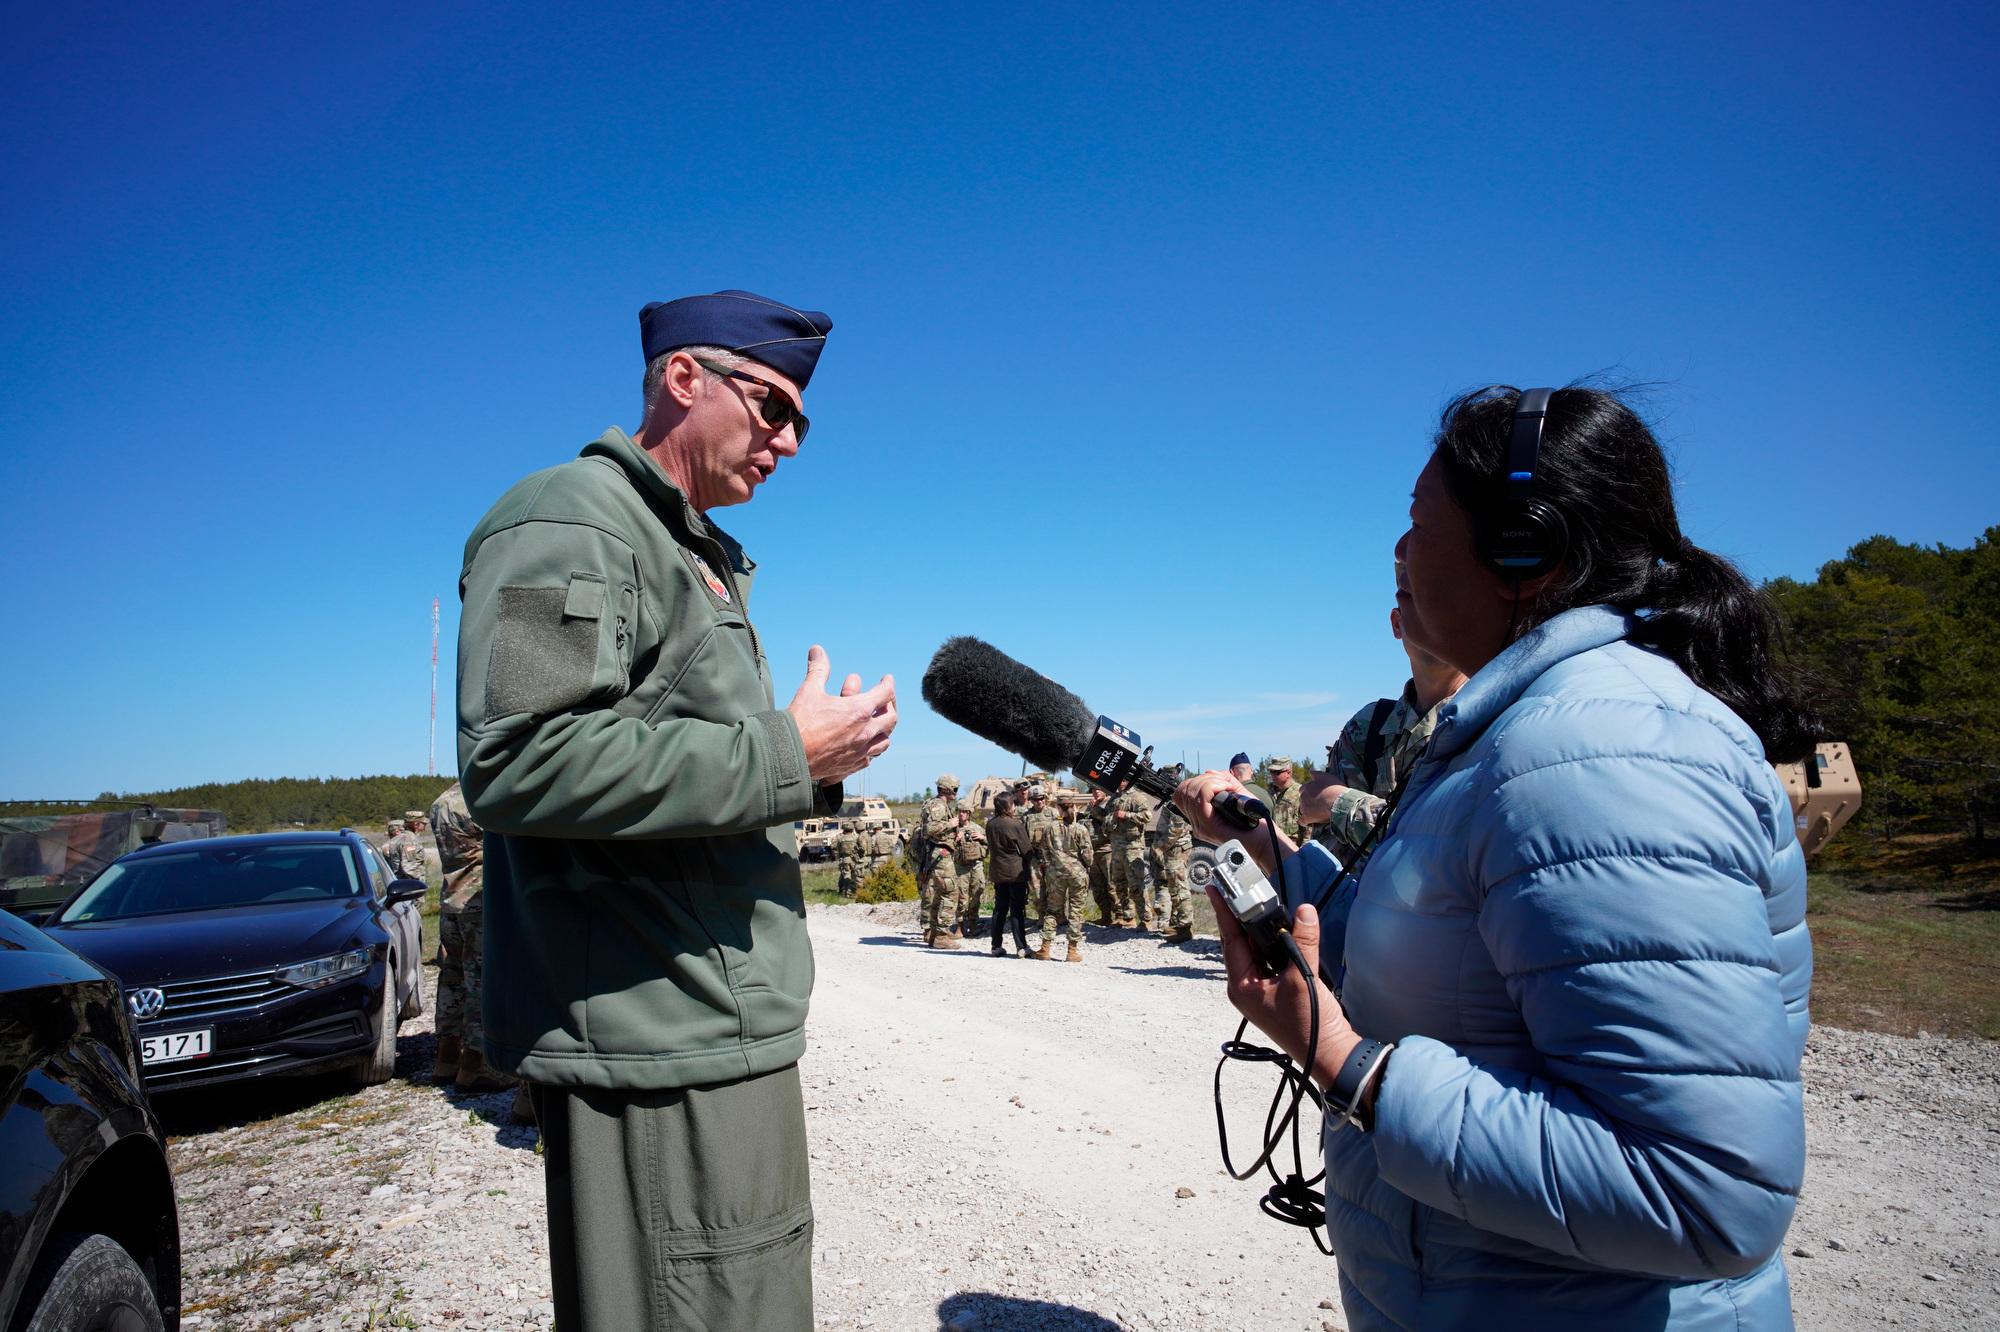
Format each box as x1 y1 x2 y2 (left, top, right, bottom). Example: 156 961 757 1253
386 878 428 906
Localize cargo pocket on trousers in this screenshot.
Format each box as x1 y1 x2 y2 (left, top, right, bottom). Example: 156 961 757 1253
653 1207 815 1331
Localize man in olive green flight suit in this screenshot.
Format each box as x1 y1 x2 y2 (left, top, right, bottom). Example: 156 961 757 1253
457 291 896 1332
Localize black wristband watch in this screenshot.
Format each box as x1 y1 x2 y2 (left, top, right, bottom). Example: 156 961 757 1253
1326 1037 1396 1133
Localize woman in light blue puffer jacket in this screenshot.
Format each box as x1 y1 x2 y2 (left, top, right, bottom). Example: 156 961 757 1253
1178 386 1819 1331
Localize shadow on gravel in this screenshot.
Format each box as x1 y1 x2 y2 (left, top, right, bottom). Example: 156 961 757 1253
155 1068 360 1136
858 934 923 947
936 1293 1119 1330
156 1031 536 1149
1110 962 1226 982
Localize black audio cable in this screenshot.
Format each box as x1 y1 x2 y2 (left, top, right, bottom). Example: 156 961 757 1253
1210 818 1334 1254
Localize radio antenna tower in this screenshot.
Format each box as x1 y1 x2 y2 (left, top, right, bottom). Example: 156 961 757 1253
428 596 440 776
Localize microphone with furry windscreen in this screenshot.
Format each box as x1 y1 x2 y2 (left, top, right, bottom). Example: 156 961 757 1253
920 636 1268 829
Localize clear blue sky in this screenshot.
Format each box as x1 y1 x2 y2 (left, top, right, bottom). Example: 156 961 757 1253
3 1 1995 798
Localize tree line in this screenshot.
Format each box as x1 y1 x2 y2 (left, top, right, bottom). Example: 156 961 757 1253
1766 526 1999 843
0 775 458 833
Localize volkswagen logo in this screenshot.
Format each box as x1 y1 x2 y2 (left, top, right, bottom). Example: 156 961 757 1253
126 988 166 1022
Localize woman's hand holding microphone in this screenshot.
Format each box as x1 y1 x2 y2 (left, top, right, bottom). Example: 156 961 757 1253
1173 769 1363 1093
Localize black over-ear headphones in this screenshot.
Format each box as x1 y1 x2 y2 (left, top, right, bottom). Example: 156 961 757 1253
1476 386 1571 579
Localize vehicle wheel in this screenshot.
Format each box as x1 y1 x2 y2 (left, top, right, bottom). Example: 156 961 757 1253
350 965 399 1087
18 1231 163 1332
398 948 424 1021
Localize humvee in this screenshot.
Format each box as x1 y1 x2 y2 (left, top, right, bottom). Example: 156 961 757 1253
1776 741 1862 859
794 796 903 862
964 773 1064 814
1 805 228 917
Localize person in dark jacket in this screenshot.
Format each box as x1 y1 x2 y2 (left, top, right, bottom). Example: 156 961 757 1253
1178 385 1819 1331
457 291 897 1332
984 794 1032 957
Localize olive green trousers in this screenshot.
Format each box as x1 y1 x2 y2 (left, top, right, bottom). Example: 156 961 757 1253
530 1064 814 1331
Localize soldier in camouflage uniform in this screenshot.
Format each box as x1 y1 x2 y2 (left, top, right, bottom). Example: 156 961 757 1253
428 784 525 1114
403 809 435 881
918 775 962 948
1020 785 1058 940
1304 607 1465 865
953 806 988 936
1031 798 1093 961
834 820 862 897
383 815 428 883
869 821 897 881
1085 789 1116 925
1264 760 1302 843
1105 787 1154 930
1154 801 1196 943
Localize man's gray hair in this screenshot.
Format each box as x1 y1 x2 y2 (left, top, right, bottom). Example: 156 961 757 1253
641 345 744 422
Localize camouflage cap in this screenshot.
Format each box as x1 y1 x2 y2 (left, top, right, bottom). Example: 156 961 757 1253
1267 757 1293 770
936 773 959 791
386 818 406 832
404 810 425 823
1027 783 1047 799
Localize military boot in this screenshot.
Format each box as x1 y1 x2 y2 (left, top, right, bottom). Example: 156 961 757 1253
1163 924 1195 944
930 934 962 950
923 928 936 947
1064 942 1084 963
433 1035 462 1084
1033 938 1052 961
455 1049 512 1094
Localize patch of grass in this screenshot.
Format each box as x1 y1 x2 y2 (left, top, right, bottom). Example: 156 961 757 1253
1806 868 2000 1039
205 1241 344 1284
801 864 844 906
350 1147 408 1188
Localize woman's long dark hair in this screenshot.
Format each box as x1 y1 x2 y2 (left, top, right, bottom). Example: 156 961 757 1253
1432 384 1820 763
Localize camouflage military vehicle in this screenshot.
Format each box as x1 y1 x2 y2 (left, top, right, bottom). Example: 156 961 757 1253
1 806 228 917
794 796 902 861
964 773 1062 814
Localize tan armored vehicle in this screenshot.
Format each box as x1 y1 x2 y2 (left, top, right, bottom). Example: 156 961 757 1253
795 796 902 861
964 773 1064 814
1776 742 1862 859
1 806 228 918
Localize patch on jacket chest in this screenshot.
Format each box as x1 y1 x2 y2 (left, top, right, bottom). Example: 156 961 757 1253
682 549 734 607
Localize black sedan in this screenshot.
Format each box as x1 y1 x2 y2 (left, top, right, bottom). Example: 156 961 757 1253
42 831 426 1094
0 906 181 1330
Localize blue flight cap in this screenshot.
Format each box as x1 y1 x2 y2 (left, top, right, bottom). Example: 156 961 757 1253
638 289 833 389
1229 752 1252 769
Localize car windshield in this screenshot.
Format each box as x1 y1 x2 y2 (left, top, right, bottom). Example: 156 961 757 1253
57 844 362 922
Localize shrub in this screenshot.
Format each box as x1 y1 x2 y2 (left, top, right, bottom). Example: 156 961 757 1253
854 863 918 904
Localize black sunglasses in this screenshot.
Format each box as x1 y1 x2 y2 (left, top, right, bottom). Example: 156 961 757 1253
694 358 810 443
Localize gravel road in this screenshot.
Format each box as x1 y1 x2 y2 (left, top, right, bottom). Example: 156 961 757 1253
161 902 2000 1330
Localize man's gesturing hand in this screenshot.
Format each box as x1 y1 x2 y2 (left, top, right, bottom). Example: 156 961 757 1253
787 645 896 783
